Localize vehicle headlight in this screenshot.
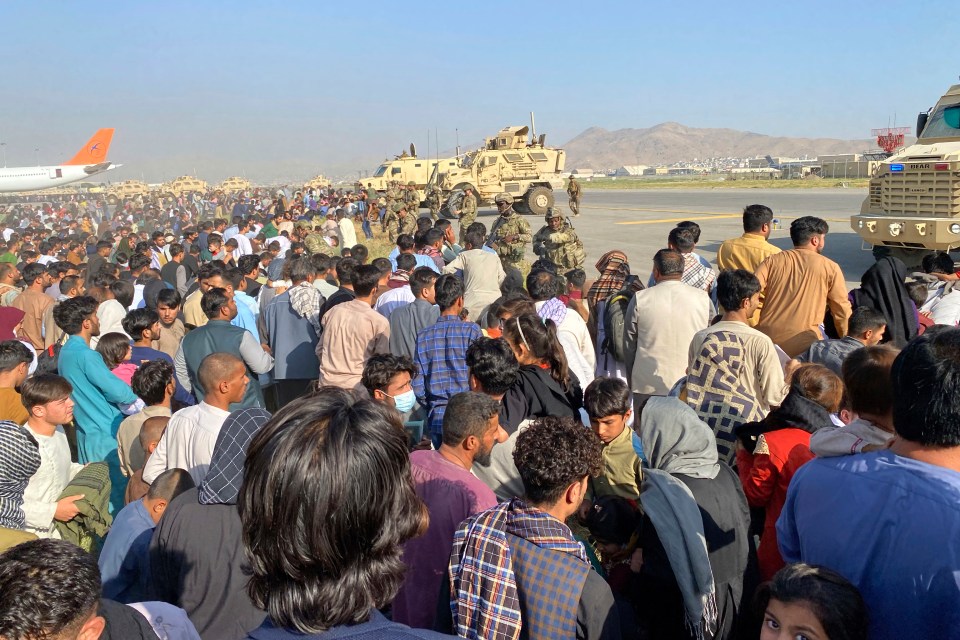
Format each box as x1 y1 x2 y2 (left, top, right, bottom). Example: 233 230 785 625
858 220 864 229
951 224 960 234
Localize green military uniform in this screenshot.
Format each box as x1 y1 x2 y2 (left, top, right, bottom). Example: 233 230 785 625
404 183 420 216
304 230 333 256
458 190 478 245
490 195 532 270
426 186 442 220
397 209 418 238
384 183 399 215
567 176 582 216
533 214 586 270
383 202 402 242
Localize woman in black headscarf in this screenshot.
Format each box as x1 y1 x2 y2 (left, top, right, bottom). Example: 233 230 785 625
850 257 918 346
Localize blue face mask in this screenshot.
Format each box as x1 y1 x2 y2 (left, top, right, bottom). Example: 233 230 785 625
631 431 648 467
387 389 417 414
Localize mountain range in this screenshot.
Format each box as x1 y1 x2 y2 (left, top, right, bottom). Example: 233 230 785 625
561 122 877 170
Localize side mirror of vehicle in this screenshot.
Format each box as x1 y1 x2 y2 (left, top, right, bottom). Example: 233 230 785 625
916 111 929 138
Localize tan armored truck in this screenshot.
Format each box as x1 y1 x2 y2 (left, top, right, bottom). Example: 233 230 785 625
364 145 460 201
160 175 208 199
218 176 252 193
105 180 152 205
852 83 960 265
435 124 566 217
304 175 328 191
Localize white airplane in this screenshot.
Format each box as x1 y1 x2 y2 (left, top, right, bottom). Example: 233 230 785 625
0 128 120 193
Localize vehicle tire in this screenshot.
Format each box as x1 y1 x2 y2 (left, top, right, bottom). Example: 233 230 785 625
513 200 531 214
106 195 119 206
523 186 553 216
871 245 930 269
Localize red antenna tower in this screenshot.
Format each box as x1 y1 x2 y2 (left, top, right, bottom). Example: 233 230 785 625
872 127 910 154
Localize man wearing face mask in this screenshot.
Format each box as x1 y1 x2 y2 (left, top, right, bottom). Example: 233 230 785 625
361 353 419 415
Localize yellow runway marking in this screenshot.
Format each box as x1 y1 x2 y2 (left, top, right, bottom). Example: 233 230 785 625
585 205 737 215
616 214 741 225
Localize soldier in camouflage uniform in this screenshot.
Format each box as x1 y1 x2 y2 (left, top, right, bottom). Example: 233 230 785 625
304 226 334 256
532 208 586 270
397 205 418 238
404 182 420 217
384 182 400 219
566 175 582 217
489 192 532 271
457 186 478 245
426 185 442 221
383 202 401 242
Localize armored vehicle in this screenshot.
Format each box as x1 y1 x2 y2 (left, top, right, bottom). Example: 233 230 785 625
218 176 252 193
160 175 208 199
852 83 960 265
364 145 460 202
304 175 328 191
105 180 152 205
435 124 566 217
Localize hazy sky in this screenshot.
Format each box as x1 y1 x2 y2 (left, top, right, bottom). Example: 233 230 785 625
1 1 956 183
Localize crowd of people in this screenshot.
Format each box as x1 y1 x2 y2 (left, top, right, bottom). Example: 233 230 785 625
0 189 957 640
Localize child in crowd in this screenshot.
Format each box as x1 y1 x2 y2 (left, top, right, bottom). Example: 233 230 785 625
906 280 935 335
583 376 642 501
153 288 185 360
125 416 170 504
20 374 85 539
99 467 194 604
756 563 868 640
0 339 34 424
584 494 642 598
96 332 137 385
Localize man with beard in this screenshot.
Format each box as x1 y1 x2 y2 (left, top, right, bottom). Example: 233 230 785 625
391 391 505 630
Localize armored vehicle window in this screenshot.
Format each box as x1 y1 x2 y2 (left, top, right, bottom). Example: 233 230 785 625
529 152 548 162
920 103 960 140
392 167 402 175
374 165 388 177
503 153 524 163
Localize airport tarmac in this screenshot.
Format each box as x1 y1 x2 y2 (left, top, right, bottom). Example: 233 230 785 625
475 188 874 289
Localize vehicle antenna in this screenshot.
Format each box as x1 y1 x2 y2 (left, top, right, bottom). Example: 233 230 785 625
530 112 537 144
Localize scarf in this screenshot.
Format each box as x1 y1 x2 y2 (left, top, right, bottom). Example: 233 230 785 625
0 307 25 341
853 256 918 346
449 498 589 640
199 408 271 505
637 397 719 640
0 421 40 529
289 281 323 336
681 253 716 293
685 330 761 464
734 386 833 452
537 297 568 326
587 250 629 307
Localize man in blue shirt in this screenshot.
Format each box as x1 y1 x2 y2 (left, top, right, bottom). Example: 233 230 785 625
413 275 481 447
778 328 960 639
98 468 194 603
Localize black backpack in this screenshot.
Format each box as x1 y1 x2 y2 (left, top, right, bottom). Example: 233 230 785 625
601 279 643 362
35 334 67 375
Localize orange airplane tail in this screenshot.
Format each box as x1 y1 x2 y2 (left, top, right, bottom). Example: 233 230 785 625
64 128 114 165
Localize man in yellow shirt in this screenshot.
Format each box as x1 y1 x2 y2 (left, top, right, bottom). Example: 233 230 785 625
717 204 781 272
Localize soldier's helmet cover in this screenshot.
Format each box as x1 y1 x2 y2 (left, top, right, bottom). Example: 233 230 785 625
545 208 561 220
494 193 511 204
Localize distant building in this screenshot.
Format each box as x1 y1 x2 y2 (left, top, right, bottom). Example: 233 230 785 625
613 165 648 177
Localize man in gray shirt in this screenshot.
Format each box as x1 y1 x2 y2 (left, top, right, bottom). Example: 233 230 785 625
388 267 438 360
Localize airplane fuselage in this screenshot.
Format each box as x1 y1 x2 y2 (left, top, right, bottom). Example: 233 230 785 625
0 163 117 193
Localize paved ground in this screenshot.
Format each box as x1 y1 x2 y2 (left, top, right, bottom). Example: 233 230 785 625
473 188 874 289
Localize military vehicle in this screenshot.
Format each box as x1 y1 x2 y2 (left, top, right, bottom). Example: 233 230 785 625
218 176 252 193
160 175 208 199
852 83 960 265
105 180 152 205
304 175 328 191
364 145 460 200
435 122 566 218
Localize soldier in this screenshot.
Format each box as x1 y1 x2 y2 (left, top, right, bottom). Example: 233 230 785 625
383 202 402 242
426 185 442 221
532 208 586 270
304 224 334 256
397 205 417 238
457 186 478 245
384 181 399 214
404 182 420 216
567 175 582 217
489 193 532 271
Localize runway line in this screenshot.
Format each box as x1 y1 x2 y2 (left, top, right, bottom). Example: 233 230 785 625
584 205 737 215
615 214 741 226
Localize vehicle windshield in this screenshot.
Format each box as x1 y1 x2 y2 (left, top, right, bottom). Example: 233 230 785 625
373 164 388 177
919 103 960 140
461 151 478 169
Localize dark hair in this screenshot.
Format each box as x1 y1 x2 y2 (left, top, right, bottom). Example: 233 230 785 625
109 279 135 308
496 294 536 320
668 227 696 253
842 345 899 416
20 374 73 411
238 388 425 633
434 218 452 232
653 248 684 277
0 340 33 374
22 262 46 286
198 352 244 395
58 275 81 295
526 270 560 302
464 229 486 249
755 563 868 640
395 253 417 272
309 253 330 274
351 244 369 264
583 377 631 419
466 221 487 236
848 306 887 336
238 253 260 276
168 243 183 258
906 281 929 308
792 364 844 413
502 313 570 390
675 220 701 243
147 467 195 502
223 266 245 290
197 262 224 282
129 253 151 273
466 337 519 395
921 251 955 275
0 539 102 639
53 295 98 335
891 328 960 446
351 264 382 297
131 359 174 405
717 269 761 313
371 257 392 276
335 257 358 285
95 332 131 370
434 273 464 311
122 308 159 341
441 392 501 447
423 228 443 247
201 287 231 320
289 257 314 283
790 216 829 246
156 288 182 310
409 266 438 299
361 354 417 395
565 268 586 288
396 234 415 252
514 416 603 505
743 204 774 233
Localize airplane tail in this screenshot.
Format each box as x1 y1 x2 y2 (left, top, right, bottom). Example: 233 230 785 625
64 128 114 165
